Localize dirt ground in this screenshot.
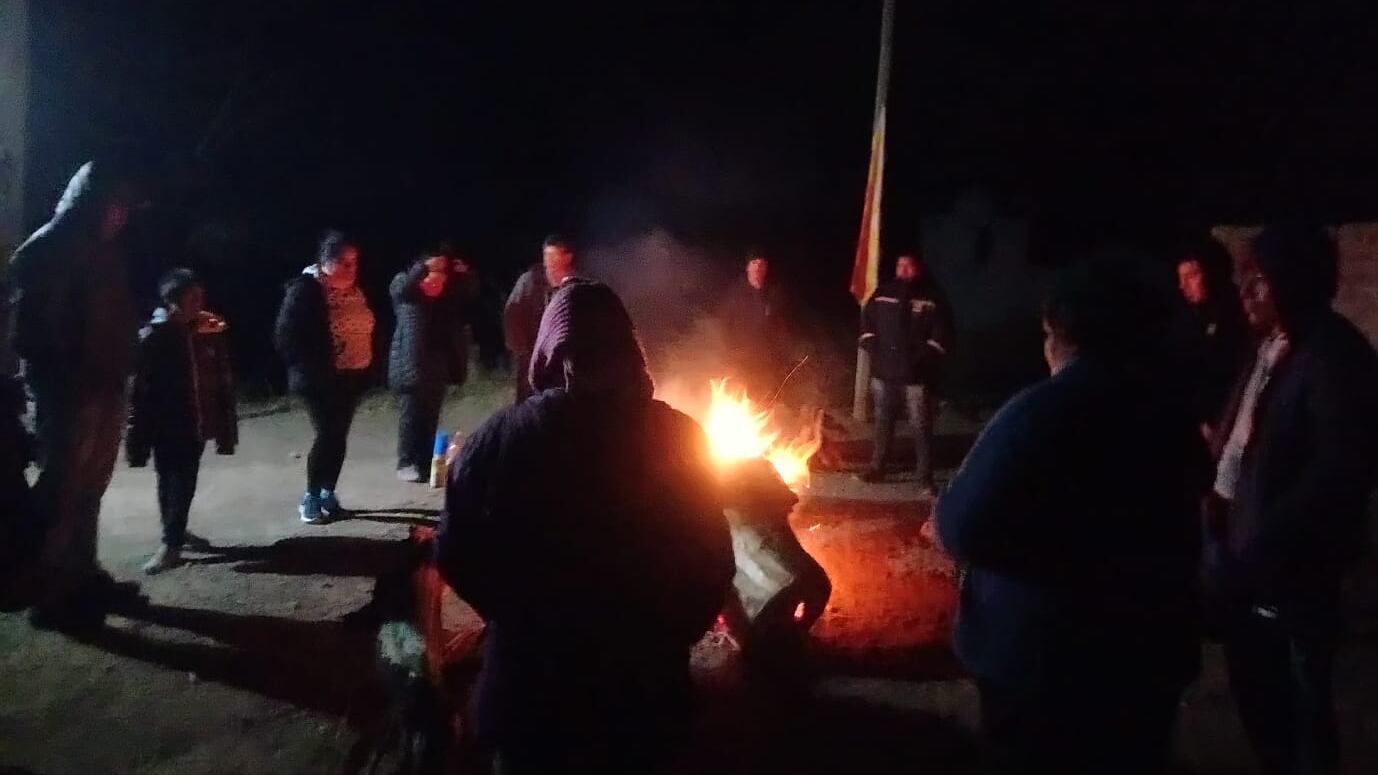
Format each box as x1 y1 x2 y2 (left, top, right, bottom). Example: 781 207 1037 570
3 372 1378 774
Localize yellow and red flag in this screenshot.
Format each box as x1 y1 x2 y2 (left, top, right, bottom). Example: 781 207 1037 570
850 0 893 305
850 104 886 304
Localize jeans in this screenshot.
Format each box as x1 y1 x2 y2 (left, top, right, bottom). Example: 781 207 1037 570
154 441 204 548
32 388 126 588
397 381 447 471
304 375 365 493
870 378 934 485
1223 604 1339 775
979 678 1181 775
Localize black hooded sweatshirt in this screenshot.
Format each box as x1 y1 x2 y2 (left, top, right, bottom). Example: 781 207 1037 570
7 162 139 394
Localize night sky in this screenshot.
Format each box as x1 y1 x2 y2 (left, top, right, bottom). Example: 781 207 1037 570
21 0 1378 382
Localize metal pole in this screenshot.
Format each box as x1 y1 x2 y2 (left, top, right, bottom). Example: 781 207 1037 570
852 0 894 423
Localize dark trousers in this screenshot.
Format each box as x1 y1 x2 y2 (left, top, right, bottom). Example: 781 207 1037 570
32 388 126 588
978 678 1181 775
304 376 365 493
154 441 204 548
513 351 533 404
870 378 934 484
397 380 447 471
1223 605 1339 775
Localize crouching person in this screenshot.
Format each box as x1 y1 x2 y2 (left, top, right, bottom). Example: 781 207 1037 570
127 270 238 574
436 280 733 774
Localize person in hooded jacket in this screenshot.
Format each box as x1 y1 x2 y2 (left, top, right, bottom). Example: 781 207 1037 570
436 279 733 774
127 269 238 575
275 230 376 525
388 246 478 482
6 159 144 626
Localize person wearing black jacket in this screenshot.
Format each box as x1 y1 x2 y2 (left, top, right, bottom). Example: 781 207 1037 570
1207 224 1378 775
1177 238 1250 431
858 253 953 493
127 270 238 574
437 280 732 774
388 248 478 482
274 231 376 525
720 252 792 400
937 258 1212 775
8 159 145 627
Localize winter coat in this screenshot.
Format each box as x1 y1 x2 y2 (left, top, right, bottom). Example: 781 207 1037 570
7 161 140 396
1192 297 1251 425
860 277 954 386
387 259 478 393
438 280 732 753
126 309 239 464
1207 310 1378 618
274 270 376 395
937 357 1212 691
501 264 550 360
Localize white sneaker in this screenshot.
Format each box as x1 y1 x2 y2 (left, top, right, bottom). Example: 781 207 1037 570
142 545 182 575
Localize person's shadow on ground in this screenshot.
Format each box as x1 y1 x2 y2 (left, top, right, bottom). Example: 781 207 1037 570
79 535 423 774
183 534 425 576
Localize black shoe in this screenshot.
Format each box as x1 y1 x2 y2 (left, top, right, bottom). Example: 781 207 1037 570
182 532 214 551
856 468 886 484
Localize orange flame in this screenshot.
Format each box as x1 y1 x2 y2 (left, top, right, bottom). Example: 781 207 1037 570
702 379 821 490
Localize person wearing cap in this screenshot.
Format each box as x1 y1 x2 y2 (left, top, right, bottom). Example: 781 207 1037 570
7 159 145 628
1207 224 1378 775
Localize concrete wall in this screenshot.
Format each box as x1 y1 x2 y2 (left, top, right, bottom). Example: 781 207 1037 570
0 0 28 255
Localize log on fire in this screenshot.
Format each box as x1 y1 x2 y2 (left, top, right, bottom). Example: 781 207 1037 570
719 459 832 653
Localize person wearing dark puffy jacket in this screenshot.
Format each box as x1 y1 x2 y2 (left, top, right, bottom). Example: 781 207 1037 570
274 230 376 525
388 247 478 482
127 269 238 574
858 252 953 493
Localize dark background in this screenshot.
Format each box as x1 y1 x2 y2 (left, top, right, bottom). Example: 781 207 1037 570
21 0 1378 391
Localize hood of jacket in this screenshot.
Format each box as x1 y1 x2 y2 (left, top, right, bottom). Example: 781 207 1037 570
529 279 654 399
48 160 142 234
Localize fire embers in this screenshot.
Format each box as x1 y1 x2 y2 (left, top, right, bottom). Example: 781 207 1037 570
718 458 832 658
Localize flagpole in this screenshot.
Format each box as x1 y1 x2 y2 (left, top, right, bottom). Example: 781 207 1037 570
852 0 894 422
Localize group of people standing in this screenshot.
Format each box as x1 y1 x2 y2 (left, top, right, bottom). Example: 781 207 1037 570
0 161 489 618
273 230 478 526
938 223 1378 775
4 159 1377 775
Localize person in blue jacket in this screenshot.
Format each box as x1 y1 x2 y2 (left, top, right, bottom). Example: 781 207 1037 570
937 257 1212 775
